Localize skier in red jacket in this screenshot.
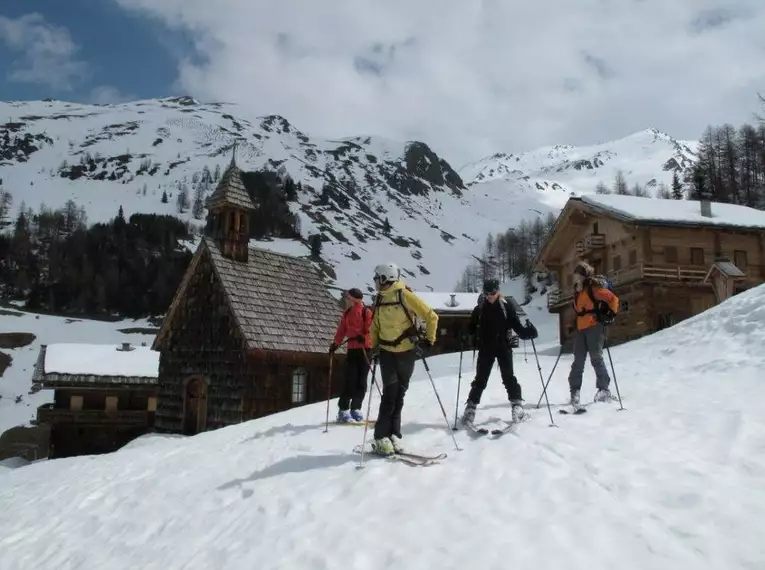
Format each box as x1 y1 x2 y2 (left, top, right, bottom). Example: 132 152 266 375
330 288 373 422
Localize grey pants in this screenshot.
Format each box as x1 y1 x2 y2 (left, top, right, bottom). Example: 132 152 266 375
567 324 611 393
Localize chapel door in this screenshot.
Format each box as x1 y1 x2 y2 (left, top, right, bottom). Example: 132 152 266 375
183 376 208 435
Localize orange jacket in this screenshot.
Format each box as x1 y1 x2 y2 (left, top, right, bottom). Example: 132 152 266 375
333 301 373 349
573 286 619 331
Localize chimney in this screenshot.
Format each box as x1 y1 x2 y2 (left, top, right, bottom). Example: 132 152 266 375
449 293 457 307
700 190 712 218
117 342 133 351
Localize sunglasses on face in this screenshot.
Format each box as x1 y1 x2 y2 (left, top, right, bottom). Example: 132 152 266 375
486 290 499 296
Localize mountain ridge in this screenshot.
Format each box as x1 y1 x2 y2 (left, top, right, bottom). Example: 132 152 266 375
0 96 697 290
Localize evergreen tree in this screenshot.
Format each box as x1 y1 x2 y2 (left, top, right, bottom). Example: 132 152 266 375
192 183 205 219
671 171 684 200
0 188 12 223
309 233 322 258
284 178 297 201
161 190 168 203
176 185 189 213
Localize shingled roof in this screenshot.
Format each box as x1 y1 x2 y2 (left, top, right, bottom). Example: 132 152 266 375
205 156 255 212
204 238 343 353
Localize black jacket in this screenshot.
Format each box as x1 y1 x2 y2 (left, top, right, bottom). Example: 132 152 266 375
469 297 536 350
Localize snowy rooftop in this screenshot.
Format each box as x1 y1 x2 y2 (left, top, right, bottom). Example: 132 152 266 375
578 194 765 229
414 292 526 316
415 292 480 312
43 343 159 380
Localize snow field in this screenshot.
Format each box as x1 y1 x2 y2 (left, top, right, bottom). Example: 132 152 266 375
1 285 764 569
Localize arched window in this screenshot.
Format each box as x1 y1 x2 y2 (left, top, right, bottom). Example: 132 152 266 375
291 368 307 404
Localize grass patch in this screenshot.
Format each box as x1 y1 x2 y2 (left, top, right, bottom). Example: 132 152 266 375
0 309 23 317
0 351 11 378
0 332 36 349
118 327 160 335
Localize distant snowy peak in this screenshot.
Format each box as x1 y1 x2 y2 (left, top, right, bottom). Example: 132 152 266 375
460 127 698 194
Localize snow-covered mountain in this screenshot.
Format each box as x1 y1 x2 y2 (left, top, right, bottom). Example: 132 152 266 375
0 97 697 291
1 280 763 569
460 127 698 210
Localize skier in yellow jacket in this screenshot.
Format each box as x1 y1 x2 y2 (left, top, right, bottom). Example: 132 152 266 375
369 262 438 455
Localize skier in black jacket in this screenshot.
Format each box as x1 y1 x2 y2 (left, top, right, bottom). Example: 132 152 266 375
461 279 538 426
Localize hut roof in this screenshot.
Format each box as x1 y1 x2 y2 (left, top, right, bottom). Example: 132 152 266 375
205 158 255 212
704 259 746 281
205 238 343 353
32 343 159 388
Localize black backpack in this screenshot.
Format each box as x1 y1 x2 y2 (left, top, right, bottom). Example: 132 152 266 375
575 280 617 326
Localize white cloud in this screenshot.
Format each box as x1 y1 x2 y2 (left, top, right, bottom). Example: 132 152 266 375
0 13 89 91
114 0 765 165
89 85 135 105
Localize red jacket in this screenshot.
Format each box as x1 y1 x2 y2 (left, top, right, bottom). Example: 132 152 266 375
334 302 372 349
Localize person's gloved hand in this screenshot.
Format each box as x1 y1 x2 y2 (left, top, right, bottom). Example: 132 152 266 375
416 339 434 357
329 342 338 354
519 320 538 340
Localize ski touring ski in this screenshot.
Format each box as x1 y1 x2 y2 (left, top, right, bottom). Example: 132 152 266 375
559 394 624 415
489 414 531 438
559 407 587 415
462 420 489 436
334 420 376 426
352 445 446 467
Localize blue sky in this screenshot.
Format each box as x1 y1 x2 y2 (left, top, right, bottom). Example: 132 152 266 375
0 0 191 103
1 0 763 164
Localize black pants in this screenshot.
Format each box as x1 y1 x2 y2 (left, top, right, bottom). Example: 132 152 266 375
373 349 417 440
338 348 370 411
467 345 521 404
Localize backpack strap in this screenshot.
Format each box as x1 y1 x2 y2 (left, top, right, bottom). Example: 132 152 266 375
577 283 615 325
375 288 421 347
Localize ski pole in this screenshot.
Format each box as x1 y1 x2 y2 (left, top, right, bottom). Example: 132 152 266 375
356 358 379 470
323 338 349 433
527 327 556 427
361 348 383 397
452 335 464 430
324 353 334 433
418 348 462 451
604 341 624 411
536 343 564 408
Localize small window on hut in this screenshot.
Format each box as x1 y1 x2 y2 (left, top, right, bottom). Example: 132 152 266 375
690 248 704 265
612 255 622 271
628 249 637 266
664 246 678 263
734 250 748 268
291 368 307 404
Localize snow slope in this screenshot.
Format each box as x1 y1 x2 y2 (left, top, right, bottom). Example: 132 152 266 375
0 305 157 435
1 284 763 570
0 97 558 292
461 128 699 210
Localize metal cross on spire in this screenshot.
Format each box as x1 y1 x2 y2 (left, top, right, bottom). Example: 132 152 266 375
230 141 237 167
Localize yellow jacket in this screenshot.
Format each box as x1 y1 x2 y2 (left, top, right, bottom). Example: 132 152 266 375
370 281 438 353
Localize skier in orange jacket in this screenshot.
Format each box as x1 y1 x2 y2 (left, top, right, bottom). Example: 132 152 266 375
567 261 620 409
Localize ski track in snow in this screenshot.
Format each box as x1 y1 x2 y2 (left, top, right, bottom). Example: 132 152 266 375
2 287 765 569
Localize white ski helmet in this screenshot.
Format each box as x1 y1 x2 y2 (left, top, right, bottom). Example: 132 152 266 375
373 262 400 286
